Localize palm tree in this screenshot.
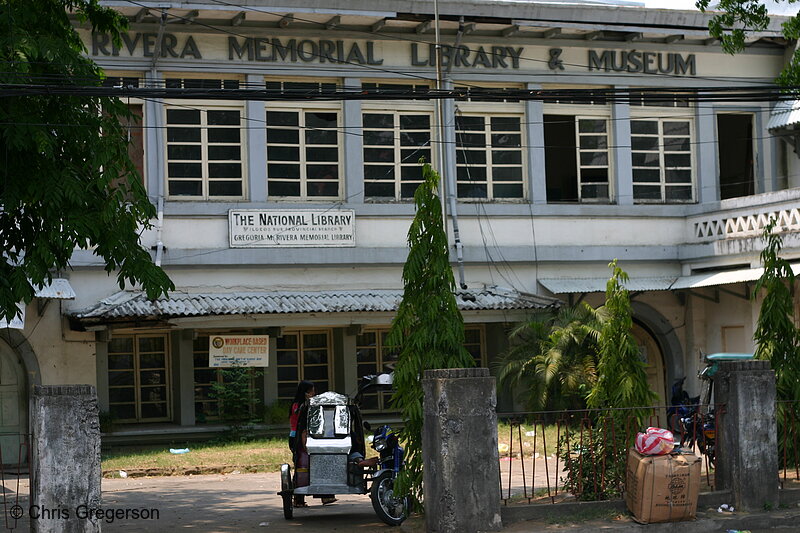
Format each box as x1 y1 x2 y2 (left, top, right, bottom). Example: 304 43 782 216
495 302 601 411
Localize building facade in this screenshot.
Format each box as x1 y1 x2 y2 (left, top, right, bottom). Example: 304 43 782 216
3 0 800 444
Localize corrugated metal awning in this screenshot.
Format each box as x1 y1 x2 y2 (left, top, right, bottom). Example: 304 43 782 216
33 278 75 299
767 100 800 131
70 287 560 322
539 277 676 294
671 263 800 290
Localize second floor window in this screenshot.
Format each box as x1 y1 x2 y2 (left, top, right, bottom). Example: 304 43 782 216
631 118 693 203
455 114 524 200
165 107 244 199
267 109 341 199
544 115 610 203
363 112 432 200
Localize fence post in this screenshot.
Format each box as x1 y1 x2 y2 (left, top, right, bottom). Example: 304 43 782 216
31 385 102 533
422 368 502 533
713 360 779 511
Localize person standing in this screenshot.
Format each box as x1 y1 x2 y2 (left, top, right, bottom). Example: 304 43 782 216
289 381 315 507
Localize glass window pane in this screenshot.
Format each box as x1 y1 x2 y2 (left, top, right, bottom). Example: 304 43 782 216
267 111 298 126
167 109 200 125
365 165 395 180
167 127 201 143
632 153 660 167
664 138 690 152
307 181 338 196
169 180 202 196
457 150 486 165
168 162 202 178
578 119 606 133
108 354 134 370
110 404 136 420
400 115 430 129
457 183 487 198
493 183 523 198
491 116 520 131
306 129 338 145
141 403 167 419
632 136 659 151
457 134 485 148
109 337 133 354
456 116 485 131
306 112 337 128
364 148 394 163
168 145 202 160
208 146 241 160
631 120 658 135
401 132 430 147
666 185 692 200
364 131 394 146
267 128 299 144
633 185 662 200
208 163 242 178
491 133 520 148
580 152 608 166
269 181 301 196
140 353 165 369
665 154 690 167
277 351 298 365
665 169 691 183
306 147 339 162
209 180 242 196
457 166 487 180
207 110 239 125
307 164 338 180
581 168 608 183
400 182 422 198
663 121 690 135
363 114 393 128
208 128 240 143
268 163 300 179
268 146 300 161
633 169 661 183
365 182 395 197
109 388 135 403
109 371 134 387
492 166 522 180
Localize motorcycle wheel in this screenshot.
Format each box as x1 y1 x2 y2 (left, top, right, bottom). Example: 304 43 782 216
282 492 293 519
371 472 409 526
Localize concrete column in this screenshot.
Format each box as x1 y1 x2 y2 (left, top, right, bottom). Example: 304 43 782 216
246 74 267 201
343 77 364 203
264 335 279 405
526 83 546 204
32 385 102 533
611 94 633 205
696 103 718 203
173 330 195 426
713 360 779 511
422 368 502 533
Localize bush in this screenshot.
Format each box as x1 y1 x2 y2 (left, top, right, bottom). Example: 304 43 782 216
210 366 262 441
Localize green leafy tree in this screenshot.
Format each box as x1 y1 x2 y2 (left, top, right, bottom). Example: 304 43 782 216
587 259 657 419
495 303 600 411
0 0 173 323
210 367 262 441
696 0 800 85
387 161 475 503
753 219 800 401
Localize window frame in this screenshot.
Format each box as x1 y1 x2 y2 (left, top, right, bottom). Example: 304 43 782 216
542 103 614 203
630 108 696 204
164 101 247 201
107 333 171 424
275 329 334 401
265 98 344 201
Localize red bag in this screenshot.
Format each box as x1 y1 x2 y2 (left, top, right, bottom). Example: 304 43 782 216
635 427 674 456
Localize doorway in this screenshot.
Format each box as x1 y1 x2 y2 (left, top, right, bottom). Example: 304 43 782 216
632 323 667 411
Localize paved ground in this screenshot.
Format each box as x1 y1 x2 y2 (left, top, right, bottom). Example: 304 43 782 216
0 468 796 532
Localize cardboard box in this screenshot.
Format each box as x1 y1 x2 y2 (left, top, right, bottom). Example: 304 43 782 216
625 448 701 524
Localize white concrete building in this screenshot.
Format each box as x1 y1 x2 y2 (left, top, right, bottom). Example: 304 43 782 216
3 0 799 445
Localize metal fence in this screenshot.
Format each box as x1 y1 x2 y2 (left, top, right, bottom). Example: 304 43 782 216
777 400 800 489
497 405 720 505
0 434 33 531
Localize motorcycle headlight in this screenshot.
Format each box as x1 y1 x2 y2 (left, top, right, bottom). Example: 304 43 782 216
374 439 387 452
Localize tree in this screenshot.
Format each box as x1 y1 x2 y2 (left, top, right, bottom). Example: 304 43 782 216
697 0 800 85
587 260 657 421
753 218 800 401
495 303 600 411
387 161 475 503
0 0 173 323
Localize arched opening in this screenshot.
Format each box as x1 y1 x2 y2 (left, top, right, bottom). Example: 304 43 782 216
0 338 28 464
632 322 667 409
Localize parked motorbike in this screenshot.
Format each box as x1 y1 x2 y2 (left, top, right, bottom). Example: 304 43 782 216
278 373 409 526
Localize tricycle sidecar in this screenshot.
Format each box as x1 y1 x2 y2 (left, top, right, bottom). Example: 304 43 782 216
278 374 409 526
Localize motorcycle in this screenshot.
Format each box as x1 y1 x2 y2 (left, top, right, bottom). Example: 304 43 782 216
278 373 409 526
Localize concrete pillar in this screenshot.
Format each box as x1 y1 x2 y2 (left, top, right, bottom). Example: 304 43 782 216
611 94 633 205
31 385 102 533
713 360 779 511
525 83 546 205
422 368 502 533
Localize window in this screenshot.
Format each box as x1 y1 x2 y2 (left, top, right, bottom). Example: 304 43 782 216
455 114 524 199
276 331 332 400
266 109 341 198
107 334 170 423
356 330 400 411
463 326 486 366
717 114 754 199
165 106 244 199
631 118 693 202
363 112 432 200
544 115 610 202
192 334 257 423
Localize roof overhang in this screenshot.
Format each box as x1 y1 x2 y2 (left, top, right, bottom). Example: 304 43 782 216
34 278 76 300
539 277 676 294
69 286 560 326
671 263 800 290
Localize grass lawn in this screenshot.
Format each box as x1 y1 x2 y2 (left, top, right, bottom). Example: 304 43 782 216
103 422 565 477
101 438 292 477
